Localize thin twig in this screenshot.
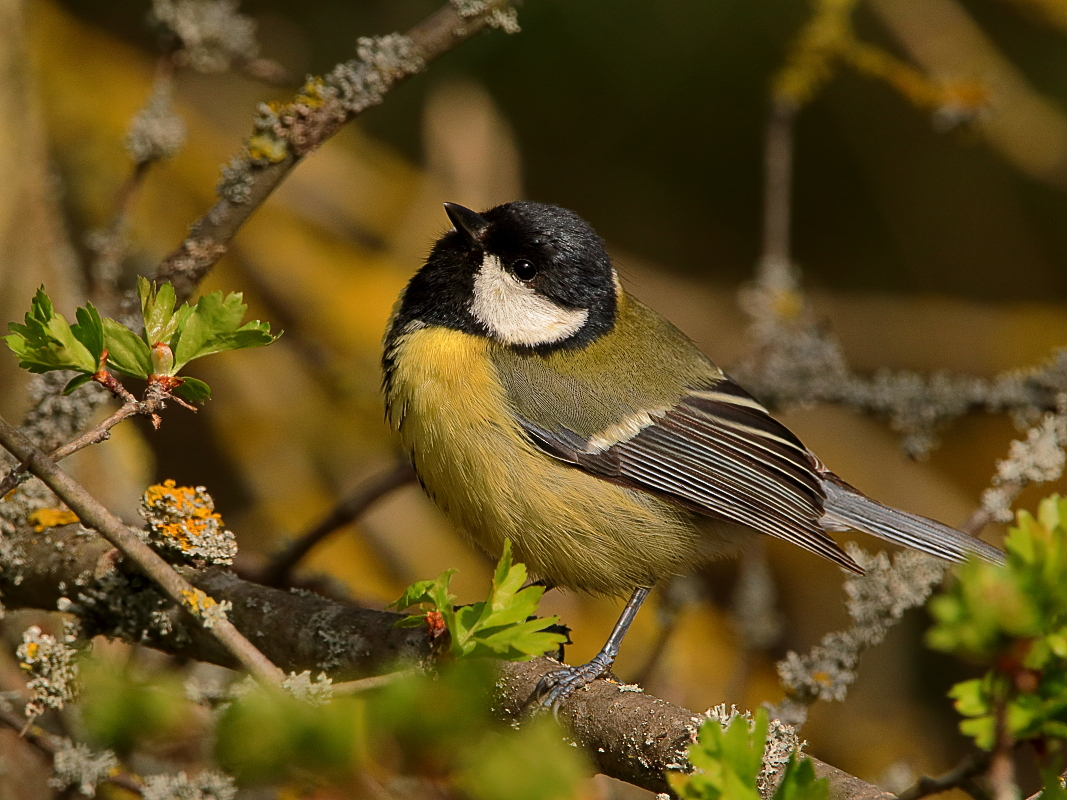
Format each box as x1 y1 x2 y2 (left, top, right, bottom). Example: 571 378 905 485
989 695 1018 800
0 374 194 498
896 752 991 800
261 460 415 587
0 399 142 499
0 414 285 686
151 0 521 304
760 98 798 271
91 52 180 313
332 669 419 695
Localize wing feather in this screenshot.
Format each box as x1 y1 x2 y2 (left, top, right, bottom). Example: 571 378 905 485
515 377 862 573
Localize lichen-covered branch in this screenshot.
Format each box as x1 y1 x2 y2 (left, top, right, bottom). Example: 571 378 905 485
771 545 947 727
152 0 522 303
0 520 893 800
0 701 141 796
0 414 284 686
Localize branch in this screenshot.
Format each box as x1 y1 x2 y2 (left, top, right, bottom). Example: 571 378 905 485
0 521 894 800
0 704 144 796
260 459 415 587
896 751 991 800
151 0 521 303
0 414 284 686
0 398 141 499
760 98 797 272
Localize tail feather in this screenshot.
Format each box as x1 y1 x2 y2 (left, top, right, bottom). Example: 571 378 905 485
821 479 1006 566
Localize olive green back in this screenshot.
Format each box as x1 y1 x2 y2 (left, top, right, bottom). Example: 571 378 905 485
488 293 720 438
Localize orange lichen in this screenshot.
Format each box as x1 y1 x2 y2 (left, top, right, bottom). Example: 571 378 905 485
20 641 40 663
140 480 237 565
28 508 79 532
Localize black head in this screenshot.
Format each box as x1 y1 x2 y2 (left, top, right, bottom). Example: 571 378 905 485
389 201 618 352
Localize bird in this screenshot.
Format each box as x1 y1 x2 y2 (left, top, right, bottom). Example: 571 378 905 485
381 200 1005 708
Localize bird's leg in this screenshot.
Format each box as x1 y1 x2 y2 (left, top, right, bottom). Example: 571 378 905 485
534 585 652 712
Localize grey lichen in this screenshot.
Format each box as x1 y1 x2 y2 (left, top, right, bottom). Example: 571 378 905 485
980 399 1067 522
283 670 334 706
48 740 119 798
142 769 237 800
151 0 259 73
74 568 187 646
775 545 945 709
125 79 187 165
703 703 803 798
17 625 80 720
735 259 1067 459
140 480 238 566
327 34 426 115
450 0 521 32
216 155 254 204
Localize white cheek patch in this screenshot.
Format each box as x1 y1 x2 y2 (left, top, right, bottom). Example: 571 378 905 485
470 254 589 346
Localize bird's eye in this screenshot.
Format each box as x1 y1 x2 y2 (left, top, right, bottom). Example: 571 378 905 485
511 259 538 281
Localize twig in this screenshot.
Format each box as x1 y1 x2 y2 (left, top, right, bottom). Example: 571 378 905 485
0 414 284 686
91 51 181 313
261 460 415 587
895 752 991 800
989 696 1018 800
0 374 198 498
0 705 144 795
332 669 418 695
152 0 522 304
0 399 142 499
760 98 798 271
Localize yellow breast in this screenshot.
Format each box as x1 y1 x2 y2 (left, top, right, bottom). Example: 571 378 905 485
384 324 704 595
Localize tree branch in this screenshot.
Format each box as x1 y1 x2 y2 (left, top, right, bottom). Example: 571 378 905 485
260 459 415 588
152 0 521 304
0 704 145 795
896 751 991 800
0 414 284 686
0 520 894 800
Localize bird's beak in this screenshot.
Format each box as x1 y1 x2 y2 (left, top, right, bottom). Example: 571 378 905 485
443 202 489 246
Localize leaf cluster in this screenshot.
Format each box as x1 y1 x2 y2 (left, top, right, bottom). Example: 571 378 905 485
219 660 589 798
927 496 1067 749
4 280 278 401
668 708 827 800
389 540 567 661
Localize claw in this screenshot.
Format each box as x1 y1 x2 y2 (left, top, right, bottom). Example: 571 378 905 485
529 586 652 717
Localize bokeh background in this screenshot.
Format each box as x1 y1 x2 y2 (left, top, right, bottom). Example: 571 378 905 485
2 0 1067 796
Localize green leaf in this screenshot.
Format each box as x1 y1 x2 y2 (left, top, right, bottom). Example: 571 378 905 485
102 318 152 379
63 373 94 395
171 290 278 370
140 277 179 345
5 287 97 374
389 575 455 614
388 541 565 661
174 376 211 403
669 709 793 800
932 496 1067 751
774 755 829 800
71 303 105 365
459 715 589 800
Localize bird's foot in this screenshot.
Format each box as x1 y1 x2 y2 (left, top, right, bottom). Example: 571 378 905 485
534 652 615 715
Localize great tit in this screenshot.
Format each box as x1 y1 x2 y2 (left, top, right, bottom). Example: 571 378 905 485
382 201 1005 707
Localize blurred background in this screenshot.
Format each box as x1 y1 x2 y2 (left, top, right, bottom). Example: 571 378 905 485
1 0 1067 796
